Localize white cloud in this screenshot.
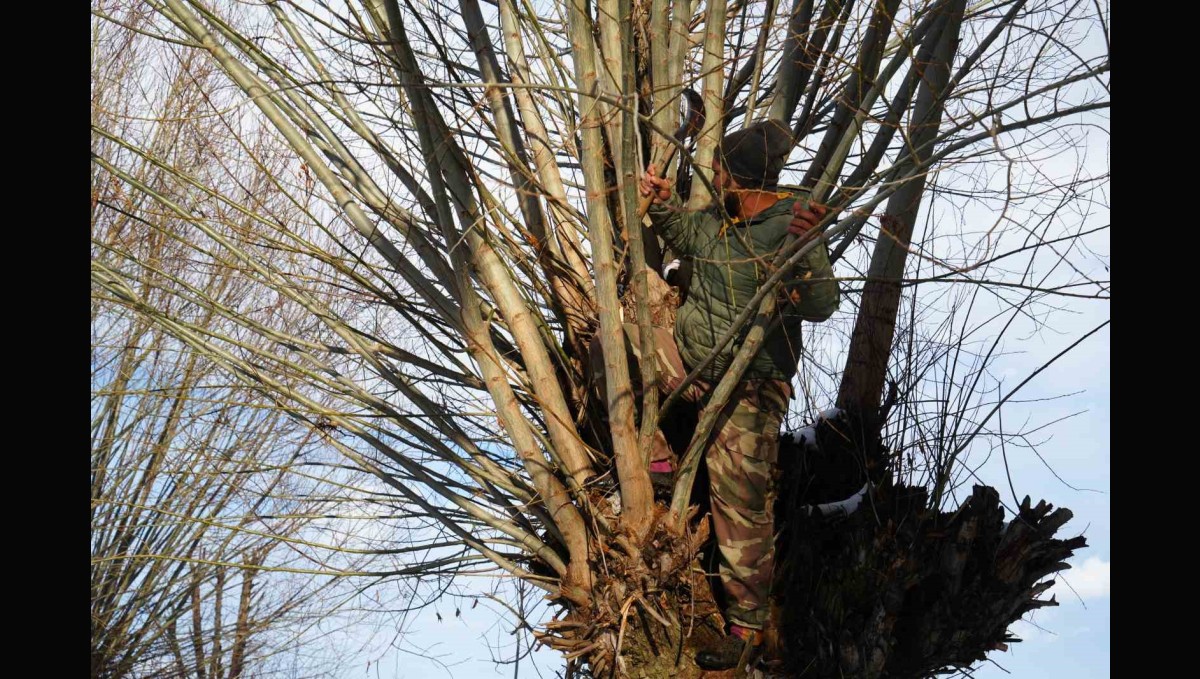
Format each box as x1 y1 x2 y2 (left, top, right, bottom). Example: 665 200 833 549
1052 556 1110 601
1009 608 1059 644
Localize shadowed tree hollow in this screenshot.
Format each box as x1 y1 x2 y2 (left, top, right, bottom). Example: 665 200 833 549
91 0 1108 676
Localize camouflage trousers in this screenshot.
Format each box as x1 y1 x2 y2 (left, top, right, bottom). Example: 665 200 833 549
590 324 790 630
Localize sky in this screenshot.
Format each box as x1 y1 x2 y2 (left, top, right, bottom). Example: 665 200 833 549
967 320 1110 679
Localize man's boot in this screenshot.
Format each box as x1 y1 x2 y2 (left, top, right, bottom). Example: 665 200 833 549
648 430 677 499
695 624 763 671
648 459 674 498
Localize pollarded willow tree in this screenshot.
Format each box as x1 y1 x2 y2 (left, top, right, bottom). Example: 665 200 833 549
91 0 1108 676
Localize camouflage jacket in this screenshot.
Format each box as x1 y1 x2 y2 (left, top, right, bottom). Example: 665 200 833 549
647 191 840 383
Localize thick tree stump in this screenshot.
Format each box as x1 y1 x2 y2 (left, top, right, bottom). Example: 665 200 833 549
766 410 1087 678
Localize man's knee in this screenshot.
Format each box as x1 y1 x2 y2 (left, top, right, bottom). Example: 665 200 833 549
709 452 774 515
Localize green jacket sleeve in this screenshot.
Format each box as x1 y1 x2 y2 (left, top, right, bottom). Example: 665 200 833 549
783 241 840 322
647 197 709 257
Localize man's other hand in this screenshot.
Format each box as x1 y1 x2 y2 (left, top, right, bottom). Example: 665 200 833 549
788 201 828 236
640 163 673 204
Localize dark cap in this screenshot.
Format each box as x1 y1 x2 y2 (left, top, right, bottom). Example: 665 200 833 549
717 119 794 190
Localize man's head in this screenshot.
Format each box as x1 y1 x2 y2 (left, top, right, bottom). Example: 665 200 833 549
716 119 794 194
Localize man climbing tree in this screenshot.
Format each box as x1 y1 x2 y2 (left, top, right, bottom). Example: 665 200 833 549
619 119 841 670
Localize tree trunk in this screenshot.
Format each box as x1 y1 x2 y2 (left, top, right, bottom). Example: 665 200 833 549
837 0 966 415
766 410 1084 678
